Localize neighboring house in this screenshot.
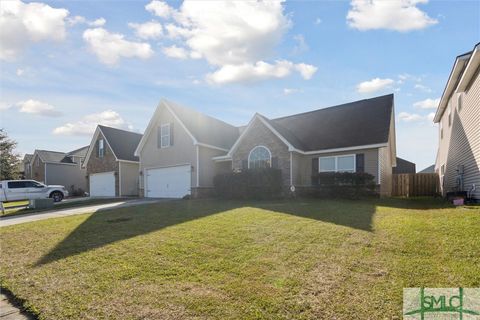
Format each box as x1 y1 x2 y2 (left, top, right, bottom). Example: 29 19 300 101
434 43 480 200
135 94 397 198
21 154 33 179
418 165 435 174
83 125 142 197
30 147 88 192
393 157 416 174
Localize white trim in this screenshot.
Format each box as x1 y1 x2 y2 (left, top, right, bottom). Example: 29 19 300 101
457 45 479 92
98 138 105 158
144 164 192 198
195 143 229 152
301 143 387 155
290 152 293 186
160 123 171 148
118 159 139 164
142 163 192 171
247 145 272 169
82 127 120 168
44 161 78 166
377 149 381 184
119 162 122 197
212 156 232 162
196 145 200 187
318 154 356 173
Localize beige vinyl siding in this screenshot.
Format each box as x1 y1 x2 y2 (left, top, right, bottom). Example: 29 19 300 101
119 161 139 196
45 162 87 191
139 106 197 192
198 146 227 187
294 148 380 186
437 70 480 199
379 147 393 197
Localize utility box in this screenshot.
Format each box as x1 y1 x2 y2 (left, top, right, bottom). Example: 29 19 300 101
29 198 54 209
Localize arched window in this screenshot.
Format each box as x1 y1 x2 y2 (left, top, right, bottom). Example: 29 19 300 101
248 146 271 169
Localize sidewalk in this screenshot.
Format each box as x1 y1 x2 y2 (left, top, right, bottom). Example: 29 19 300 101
0 199 162 227
0 292 34 320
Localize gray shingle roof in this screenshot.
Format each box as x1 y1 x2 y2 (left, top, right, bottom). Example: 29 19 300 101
99 125 143 161
166 100 240 150
393 157 416 174
268 94 394 151
68 146 89 157
418 164 435 173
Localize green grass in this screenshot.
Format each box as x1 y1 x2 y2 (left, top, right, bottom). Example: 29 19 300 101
1 198 128 217
0 198 479 319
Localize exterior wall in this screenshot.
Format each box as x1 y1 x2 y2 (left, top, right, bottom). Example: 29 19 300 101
31 156 45 183
46 162 87 192
294 148 380 186
23 162 32 179
198 146 228 187
119 161 139 196
231 118 291 186
436 70 480 199
379 147 393 197
139 106 197 195
86 132 119 196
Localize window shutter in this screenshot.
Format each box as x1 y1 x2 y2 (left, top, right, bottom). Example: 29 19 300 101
242 160 248 170
95 141 99 157
157 127 161 148
356 154 364 173
170 123 174 146
311 157 319 185
271 157 278 168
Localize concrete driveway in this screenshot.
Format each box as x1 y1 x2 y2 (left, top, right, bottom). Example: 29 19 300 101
0 199 163 227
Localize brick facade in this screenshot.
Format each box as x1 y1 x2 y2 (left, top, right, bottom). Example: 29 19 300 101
231 118 291 186
86 133 119 196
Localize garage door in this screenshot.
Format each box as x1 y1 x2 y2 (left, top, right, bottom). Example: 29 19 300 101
146 165 191 198
89 172 115 197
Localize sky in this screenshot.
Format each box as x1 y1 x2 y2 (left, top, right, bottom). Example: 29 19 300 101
1 0 479 171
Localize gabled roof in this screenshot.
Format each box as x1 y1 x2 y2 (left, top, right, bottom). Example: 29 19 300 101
23 154 33 163
135 99 240 156
418 164 435 173
393 157 416 174
68 146 89 157
98 125 143 161
36 150 70 163
434 42 480 122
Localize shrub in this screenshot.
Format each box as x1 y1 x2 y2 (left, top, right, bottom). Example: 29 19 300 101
214 168 282 199
310 172 377 199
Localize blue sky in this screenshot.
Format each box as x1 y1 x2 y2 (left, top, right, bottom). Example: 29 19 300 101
1 0 479 170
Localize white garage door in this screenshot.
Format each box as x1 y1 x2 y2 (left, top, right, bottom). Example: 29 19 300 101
89 172 115 197
146 165 191 198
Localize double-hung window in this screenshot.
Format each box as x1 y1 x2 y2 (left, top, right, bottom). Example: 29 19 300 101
98 139 105 158
160 123 171 148
319 155 355 173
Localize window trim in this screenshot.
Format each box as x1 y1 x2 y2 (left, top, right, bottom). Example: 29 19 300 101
319 154 356 173
160 123 171 148
98 139 105 158
248 145 272 169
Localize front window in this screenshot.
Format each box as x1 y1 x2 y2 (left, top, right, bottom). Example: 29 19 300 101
248 146 271 169
319 155 355 173
160 123 171 148
99 139 104 158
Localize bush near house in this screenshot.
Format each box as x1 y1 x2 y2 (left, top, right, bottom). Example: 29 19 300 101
310 172 377 199
214 168 282 199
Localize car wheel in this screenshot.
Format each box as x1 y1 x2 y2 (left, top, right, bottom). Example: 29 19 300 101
50 191 64 202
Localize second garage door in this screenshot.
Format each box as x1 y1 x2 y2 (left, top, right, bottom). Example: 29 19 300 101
146 165 191 198
89 172 115 197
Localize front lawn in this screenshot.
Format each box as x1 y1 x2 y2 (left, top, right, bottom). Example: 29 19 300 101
0 198 479 319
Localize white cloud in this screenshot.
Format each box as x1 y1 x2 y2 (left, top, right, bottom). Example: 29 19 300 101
128 21 163 39
427 112 435 122
53 110 132 136
15 99 62 117
283 88 302 95
90 18 106 27
83 28 154 65
162 45 189 59
149 0 316 84
68 16 105 27
398 112 424 122
16 68 25 76
293 34 309 54
414 83 432 93
206 60 317 84
347 0 438 32
356 78 394 93
314 18 322 25
146 0 173 18
0 101 11 111
0 0 69 60
414 98 440 109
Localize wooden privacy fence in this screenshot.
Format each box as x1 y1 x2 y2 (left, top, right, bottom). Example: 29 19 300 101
392 173 439 197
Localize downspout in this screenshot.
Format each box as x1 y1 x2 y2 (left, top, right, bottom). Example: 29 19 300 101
290 152 293 186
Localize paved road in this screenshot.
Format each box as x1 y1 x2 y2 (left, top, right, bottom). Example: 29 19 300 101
0 199 161 227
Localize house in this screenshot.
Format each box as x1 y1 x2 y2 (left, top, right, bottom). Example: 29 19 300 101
21 153 33 179
30 146 88 193
83 125 142 197
393 157 416 174
418 165 435 174
434 43 480 200
135 94 397 198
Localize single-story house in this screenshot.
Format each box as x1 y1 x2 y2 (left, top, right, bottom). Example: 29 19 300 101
393 157 416 174
83 125 142 197
135 94 397 198
30 146 88 192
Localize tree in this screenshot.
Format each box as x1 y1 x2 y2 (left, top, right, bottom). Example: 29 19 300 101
0 129 20 180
